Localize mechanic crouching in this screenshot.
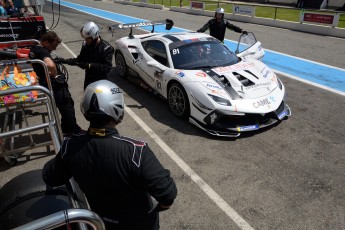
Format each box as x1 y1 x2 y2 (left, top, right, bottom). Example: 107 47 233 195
58 22 114 90
42 80 177 230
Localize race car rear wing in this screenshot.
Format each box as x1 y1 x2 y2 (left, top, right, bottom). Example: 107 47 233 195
108 19 174 38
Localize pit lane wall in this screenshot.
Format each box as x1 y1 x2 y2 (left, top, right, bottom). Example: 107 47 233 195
113 0 345 38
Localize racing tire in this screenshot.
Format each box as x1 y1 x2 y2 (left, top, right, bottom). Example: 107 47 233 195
0 170 70 229
115 51 128 78
168 82 190 119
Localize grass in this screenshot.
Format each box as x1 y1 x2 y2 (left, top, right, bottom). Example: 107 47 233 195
132 0 345 28
256 6 301 22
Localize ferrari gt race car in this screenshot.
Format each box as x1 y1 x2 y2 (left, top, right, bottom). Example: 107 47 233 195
109 20 291 137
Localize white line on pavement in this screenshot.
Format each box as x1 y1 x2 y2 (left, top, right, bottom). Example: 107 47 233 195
125 106 255 230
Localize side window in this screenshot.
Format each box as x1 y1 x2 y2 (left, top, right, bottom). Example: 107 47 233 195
142 40 168 67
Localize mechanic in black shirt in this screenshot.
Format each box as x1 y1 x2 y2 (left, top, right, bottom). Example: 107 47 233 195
197 8 247 42
42 80 178 230
59 21 114 90
30 31 82 136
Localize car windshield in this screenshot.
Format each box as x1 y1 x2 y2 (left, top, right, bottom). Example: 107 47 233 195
170 41 239 70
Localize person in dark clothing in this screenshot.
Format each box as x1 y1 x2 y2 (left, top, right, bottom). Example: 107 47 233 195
30 31 82 135
58 21 114 90
5 0 19 16
42 80 178 230
296 0 304 8
197 8 247 42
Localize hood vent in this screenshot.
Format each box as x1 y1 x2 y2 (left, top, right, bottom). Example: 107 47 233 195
233 71 255 87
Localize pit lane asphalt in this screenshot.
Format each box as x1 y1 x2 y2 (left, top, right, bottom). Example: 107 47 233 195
1 1 345 229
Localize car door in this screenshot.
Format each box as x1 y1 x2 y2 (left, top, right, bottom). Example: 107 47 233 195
235 32 265 61
137 40 170 93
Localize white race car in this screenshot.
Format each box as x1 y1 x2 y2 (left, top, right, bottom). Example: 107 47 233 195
109 20 291 137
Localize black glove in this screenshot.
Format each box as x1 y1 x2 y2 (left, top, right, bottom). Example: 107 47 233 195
54 57 77 66
53 57 64 64
53 74 66 84
77 62 87 69
242 30 248 35
64 58 78 66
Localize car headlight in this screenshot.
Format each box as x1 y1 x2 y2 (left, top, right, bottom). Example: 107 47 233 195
208 94 231 106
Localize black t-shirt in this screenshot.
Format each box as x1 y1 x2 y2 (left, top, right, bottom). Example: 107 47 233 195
30 45 52 86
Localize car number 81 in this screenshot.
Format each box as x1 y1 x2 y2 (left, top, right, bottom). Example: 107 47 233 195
172 49 180 55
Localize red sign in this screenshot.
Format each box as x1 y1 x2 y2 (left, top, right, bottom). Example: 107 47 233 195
190 1 203 9
303 13 334 24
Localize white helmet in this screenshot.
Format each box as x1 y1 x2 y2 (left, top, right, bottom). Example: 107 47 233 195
216 8 225 14
81 80 124 124
80 21 100 39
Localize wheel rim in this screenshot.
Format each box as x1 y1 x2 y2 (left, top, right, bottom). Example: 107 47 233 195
116 54 125 77
169 85 186 117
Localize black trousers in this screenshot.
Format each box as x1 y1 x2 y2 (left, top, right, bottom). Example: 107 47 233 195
103 212 159 230
43 81 81 134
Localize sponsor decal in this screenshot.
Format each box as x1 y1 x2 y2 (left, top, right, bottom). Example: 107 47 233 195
212 90 228 97
246 82 271 89
206 83 222 90
195 72 207 77
262 69 270 78
118 22 155 29
184 38 200 43
0 33 19 38
303 13 334 25
110 87 121 94
190 1 204 9
261 67 271 78
0 26 21 30
156 80 162 91
237 124 259 132
154 71 163 91
213 62 255 74
253 98 271 108
175 71 185 78
233 5 254 16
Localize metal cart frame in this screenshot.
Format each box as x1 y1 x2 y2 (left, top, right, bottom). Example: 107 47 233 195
0 58 63 165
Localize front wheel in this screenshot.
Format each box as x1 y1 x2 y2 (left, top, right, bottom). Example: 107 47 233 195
115 51 128 78
168 83 190 119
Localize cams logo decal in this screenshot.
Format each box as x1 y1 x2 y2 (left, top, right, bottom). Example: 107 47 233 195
253 96 275 108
